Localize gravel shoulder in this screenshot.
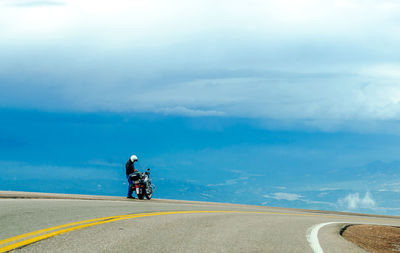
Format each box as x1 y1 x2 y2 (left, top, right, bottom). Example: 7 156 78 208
342 224 400 253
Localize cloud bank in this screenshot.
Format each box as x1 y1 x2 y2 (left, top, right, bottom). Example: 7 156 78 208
1 0 399 130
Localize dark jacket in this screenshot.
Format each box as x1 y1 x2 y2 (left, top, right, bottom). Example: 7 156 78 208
126 159 136 176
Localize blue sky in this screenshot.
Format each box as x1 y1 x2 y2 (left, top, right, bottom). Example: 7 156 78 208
1 0 400 214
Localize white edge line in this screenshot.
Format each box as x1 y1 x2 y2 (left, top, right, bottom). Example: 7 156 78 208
306 221 398 253
306 222 339 253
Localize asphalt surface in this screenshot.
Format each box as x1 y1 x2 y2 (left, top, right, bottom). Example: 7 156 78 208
0 191 399 252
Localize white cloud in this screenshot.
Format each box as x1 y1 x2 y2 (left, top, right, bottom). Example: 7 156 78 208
318 187 341 191
207 177 248 187
264 192 303 201
207 170 266 187
318 192 328 197
157 106 225 117
272 186 287 190
139 78 400 121
6 0 66 7
363 64 400 79
2 0 399 41
338 191 376 209
377 181 400 193
263 191 336 207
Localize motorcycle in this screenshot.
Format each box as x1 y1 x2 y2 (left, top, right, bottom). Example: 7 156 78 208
129 168 155 200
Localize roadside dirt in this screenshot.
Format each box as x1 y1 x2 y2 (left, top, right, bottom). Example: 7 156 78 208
341 224 400 253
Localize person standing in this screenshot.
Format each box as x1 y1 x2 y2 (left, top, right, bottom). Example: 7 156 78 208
126 154 138 199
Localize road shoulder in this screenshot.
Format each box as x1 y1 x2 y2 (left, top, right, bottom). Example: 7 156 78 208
318 223 368 253
341 224 400 253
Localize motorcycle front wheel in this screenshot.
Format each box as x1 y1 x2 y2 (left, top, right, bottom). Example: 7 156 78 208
145 186 152 200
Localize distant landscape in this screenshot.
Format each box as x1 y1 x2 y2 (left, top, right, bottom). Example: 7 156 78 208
1 109 400 216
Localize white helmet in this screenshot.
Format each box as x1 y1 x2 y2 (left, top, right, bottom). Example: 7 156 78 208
130 155 138 162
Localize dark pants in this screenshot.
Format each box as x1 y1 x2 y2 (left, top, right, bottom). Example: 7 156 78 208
127 175 133 197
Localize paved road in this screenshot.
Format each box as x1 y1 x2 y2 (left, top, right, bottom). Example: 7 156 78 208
0 191 399 252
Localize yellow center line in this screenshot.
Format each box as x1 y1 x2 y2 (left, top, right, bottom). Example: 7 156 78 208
0 213 142 246
0 210 398 253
